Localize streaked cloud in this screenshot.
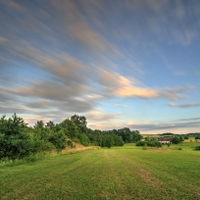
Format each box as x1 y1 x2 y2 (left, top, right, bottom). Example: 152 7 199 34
87 111 122 130
169 102 200 108
127 117 200 133
0 0 199 133
115 86 158 98
97 69 191 100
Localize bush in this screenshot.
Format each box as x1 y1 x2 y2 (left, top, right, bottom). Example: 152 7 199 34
194 146 200 150
104 135 114 148
67 140 76 148
184 135 189 139
136 141 146 146
78 133 91 146
136 140 162 147
48 130 67 152
114 135 124 146
40 142 55 154
0 114 34 160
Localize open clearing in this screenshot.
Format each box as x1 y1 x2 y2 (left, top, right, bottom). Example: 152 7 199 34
1 143 200 200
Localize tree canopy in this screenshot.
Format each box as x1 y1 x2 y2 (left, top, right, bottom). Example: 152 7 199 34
0 114 142 160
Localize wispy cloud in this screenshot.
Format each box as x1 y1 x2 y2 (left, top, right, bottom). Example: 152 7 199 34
0 0 199 133
169 102 200 108
97 69 191 100
87 111 123 130
127 117 200 133
123 0 200 46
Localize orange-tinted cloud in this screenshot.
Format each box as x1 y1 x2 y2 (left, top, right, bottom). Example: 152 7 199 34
97 68 190 100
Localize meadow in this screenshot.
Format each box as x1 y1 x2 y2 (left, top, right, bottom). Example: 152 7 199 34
0 142 200 200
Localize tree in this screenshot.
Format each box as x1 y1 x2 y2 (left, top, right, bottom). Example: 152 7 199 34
34 120 45 130
0 113 28 136
104 134 114 148
71 114 87 133
171 136 183 144
114 135 124 146
60 119 79 138
45 121 55 129
0 114 33 160
183 135 189 139
117 128 141 143
48 130 67 152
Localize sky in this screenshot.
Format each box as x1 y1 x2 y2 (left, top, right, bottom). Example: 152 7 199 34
0 0 200 134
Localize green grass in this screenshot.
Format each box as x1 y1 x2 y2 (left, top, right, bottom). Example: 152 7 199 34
1 143 200 200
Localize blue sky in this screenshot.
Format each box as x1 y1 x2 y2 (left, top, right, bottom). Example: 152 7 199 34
0 0 200 134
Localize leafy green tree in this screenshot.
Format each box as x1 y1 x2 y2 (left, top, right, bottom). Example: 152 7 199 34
78 133 90 146
114 135 124 146
117 128 141 143
195 136 200 140
48 130 67 152
33 125 49 143
104 134 114 148
136 141 146 146
136 138 162 147
195 146 200 150
0 114 33 160
131 130 142 142
184 135 189 139
45 121 55 129
34 120 45 130
171 136 183 144
60 119 79 138
71 114 87 133
33 120 55 154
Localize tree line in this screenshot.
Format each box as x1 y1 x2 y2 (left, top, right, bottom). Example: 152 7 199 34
0 114 142 160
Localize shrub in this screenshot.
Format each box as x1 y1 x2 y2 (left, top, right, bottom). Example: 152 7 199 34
48 130 67 152
136 140 162 147
184 135 189 139
194 146 200 150
0 114 34 160
171 136 184 144
67 140 76 148
136 141 146 146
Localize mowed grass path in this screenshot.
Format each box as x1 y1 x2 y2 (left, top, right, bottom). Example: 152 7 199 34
1 144 200 200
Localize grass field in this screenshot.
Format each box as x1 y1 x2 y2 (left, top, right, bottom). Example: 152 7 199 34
1 142 200 200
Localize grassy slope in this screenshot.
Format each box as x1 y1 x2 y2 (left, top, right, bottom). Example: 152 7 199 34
0 143 200 200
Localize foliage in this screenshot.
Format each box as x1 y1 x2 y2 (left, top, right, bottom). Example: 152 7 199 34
113 135 124 146
194 145 200 150
0 114 33 160
161 132 174 135
116 128 142 143
48 130 67 152
171 136 184 144
136 138 162 147
104 134 114 148
136 140 146 146
67 140 76 148
60 119 79 139
71 114 87 134
183 135 189 139
0 113 143 160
